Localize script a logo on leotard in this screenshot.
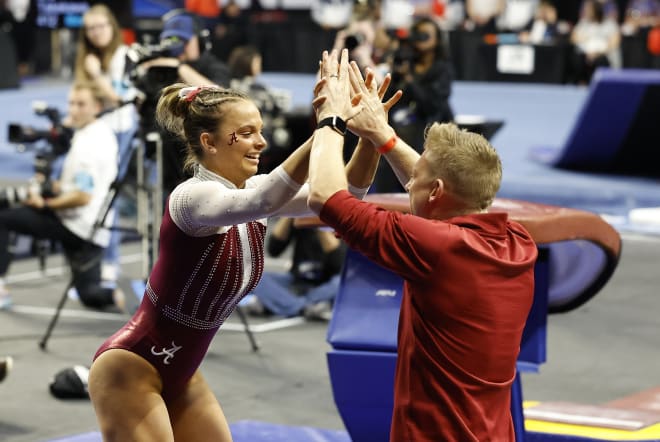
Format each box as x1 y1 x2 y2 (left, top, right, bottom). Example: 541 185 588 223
151 342 183 365
375 289 397 297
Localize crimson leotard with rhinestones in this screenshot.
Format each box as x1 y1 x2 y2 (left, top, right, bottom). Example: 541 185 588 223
93 164 307 399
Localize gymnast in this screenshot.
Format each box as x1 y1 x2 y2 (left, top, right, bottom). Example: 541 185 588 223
86 83 384 441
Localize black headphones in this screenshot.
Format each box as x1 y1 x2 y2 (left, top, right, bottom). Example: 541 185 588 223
160 9 212 57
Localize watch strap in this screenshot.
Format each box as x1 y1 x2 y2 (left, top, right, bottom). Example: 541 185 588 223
316 116 347 136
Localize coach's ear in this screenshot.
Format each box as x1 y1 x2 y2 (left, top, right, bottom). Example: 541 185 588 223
428 178 444 202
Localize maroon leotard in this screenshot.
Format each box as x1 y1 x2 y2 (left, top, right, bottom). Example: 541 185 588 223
94 205 265 399
94 165 306 400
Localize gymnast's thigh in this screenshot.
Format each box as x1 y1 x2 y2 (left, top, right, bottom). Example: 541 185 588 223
169 370 233 442
88 349 173 442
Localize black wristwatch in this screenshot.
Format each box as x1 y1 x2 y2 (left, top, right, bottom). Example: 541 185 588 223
316 116 347 136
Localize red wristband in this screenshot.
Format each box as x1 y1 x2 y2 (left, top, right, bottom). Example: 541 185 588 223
376 135 397 154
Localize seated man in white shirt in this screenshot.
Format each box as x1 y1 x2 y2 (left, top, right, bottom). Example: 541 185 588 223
0 81 123 311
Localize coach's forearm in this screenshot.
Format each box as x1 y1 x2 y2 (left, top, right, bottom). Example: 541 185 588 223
308 127 347 214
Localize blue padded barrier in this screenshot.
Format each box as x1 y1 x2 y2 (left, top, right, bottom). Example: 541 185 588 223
326 350 396 442
326 246 550 442
531 68 660 177
326 250 403 352
547 241 608 312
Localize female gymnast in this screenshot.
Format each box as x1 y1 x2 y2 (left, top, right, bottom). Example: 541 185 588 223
86 83 381 441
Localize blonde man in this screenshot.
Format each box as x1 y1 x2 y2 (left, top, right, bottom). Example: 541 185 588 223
307 49 538 441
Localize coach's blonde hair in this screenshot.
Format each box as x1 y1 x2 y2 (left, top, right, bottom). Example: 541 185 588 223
423 122 502 211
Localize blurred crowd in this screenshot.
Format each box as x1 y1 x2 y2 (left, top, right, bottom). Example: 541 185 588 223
2 1 660 88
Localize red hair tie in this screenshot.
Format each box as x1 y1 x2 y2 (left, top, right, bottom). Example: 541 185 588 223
184 87 203 102
180 85 218 102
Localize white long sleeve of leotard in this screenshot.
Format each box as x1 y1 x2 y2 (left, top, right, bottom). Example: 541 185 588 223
273 182 370 217
169 164 304 236
169 164 371 237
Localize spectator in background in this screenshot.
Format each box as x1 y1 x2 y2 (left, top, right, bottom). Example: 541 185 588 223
377 16 454 192
227 44 290 174
75 4 137 135
311 0 354 30
519 0 560 44
228 44 281 120
389 16 454 139
141 9 230 88
136 9 231 197
621 0 660 35
212 0 249 62
0 82 122 312
579 0 620 22
245 217 345 321
332 0 386 78
74 4 139 282
570 0 621 84
621 0 660 67
497 0 540 33
4 0 37 77
465 0 506 33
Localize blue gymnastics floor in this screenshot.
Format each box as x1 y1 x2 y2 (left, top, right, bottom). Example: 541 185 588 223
45 421 351 442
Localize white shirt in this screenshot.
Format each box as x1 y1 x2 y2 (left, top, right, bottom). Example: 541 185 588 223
310 0 354 28
573 19 622 67
99 45 138 133
56 119 118 247
498 0 539 31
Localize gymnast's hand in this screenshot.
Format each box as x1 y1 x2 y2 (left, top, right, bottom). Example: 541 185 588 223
346 62 401 143
312 49 362 123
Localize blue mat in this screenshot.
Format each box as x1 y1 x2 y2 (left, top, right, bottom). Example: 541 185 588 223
45 421 350 442
530 68 660 178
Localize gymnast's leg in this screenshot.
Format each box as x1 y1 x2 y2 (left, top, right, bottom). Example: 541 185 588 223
88 349 174 442
169 370 233 442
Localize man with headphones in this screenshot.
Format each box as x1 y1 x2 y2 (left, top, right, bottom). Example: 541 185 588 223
156 9 230 87
137 9 231 196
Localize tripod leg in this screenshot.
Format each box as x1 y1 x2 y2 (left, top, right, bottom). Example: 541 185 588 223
234 306 259 352
39 280 74 351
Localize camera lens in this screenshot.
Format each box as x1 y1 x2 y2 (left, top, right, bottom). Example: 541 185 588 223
344 33 364 52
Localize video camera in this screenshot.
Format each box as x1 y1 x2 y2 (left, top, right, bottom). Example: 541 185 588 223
344 33 366 52
2 102 72 209
124 41 181 136
125 39 180 69
388 28 430 69
8 102 72 159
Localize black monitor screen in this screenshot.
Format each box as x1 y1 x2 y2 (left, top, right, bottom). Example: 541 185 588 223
37 0 90 28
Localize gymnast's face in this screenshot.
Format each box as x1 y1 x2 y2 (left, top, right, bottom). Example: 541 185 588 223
204 100 267 188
